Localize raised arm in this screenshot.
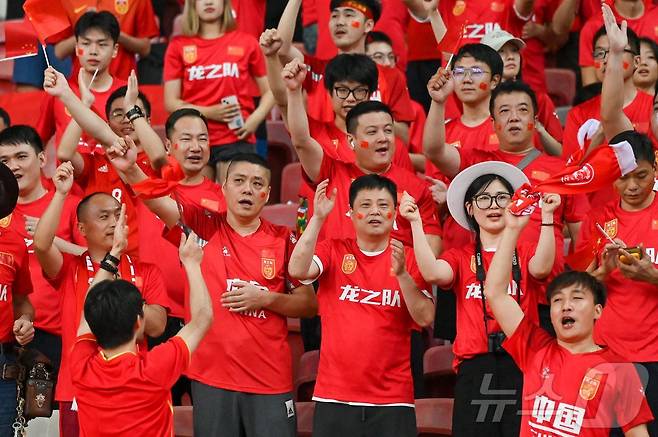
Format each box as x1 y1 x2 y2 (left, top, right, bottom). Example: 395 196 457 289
283 59 325 182
424 68 462 178
483 208 528 338
261 29 289 109
276 0 305 62
515 0 535 19
118 32 151 57
551 0 579 37
390 239 435 327
288 179 335 280
404 0 446 43
528 193 560 279
600 5 634 140
175 232 213 353
33 162 75 279
399 192 454 286
57 119 86 177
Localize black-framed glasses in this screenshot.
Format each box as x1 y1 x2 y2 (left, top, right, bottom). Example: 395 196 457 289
592 48 636 60
452 66 491 81
333 86 370 100
473 193 512 209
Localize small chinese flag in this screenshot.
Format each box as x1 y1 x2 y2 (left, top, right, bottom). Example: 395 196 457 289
23 0 72 44
0 20 38 61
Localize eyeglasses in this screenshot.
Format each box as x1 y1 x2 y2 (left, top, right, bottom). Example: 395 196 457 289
333 86 370 100
452 66 491 81
592 48 636 60
110 109 126 121
369 52 396 64
472 193 512 209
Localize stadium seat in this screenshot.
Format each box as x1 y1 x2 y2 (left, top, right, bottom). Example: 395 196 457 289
174 406 193 437
295 350 320 402
267 140 295 204
266 120 296 160
261 203 297 229
296 401 315 437
423 344 456 398
545 68 576 107
280 162 302 204
415 398 454 436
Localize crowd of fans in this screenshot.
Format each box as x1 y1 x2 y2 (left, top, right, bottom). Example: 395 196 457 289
0 0 658 436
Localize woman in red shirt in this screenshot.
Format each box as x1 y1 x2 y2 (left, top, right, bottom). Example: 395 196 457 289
402 161 559 437
164 0 274 182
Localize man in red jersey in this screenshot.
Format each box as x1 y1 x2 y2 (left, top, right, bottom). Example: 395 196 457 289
71 222 212 437
288 174 434 437
0 162 35 436
0 126 85 379
284 58 442 253
113 151 317 437
275 0 415 142
37 12 128 153
33 163 168 437
576 10 658 434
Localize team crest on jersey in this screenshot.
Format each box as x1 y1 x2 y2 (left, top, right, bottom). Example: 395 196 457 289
183 45 198 64
341 254 357 274
452 0 466 16
470 255 476 273
114 0 129 15
0 252 14 269
0 214 11 228
579 372 602 400
491 1 505 11
604 219 618 239
262 258 275 280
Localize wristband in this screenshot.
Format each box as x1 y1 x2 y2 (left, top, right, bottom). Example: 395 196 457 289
104 252 120 266
126 105 144 123
541 223 555 227
100 260 119 275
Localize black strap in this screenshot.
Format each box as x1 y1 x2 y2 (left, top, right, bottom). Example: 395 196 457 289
515 148 541 170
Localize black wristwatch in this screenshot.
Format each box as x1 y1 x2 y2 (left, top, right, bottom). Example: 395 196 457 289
103 252 120 266
126 105 144 122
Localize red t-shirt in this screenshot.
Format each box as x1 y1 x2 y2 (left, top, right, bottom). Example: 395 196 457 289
407 18 441 62
579 5 658 68
36 78 127 153
440 243 540 368
48 254 169 401
536 90 563 143
164 32 267 146
9 191 83 335
233 0 267 39
311 239 432 404
519 0 558 95
71 335 189 437
306 156 442 244
303 55 415 125
576 195 658 362
562 93 652 160
61 0 159 81
504 316 654 436
408 100 427 155
0 227 32 343
173 209 298 393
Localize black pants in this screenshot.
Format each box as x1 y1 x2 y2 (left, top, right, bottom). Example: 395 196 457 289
30 328 61 375
313 402 416 437
453 353 523 437
610 362 658 437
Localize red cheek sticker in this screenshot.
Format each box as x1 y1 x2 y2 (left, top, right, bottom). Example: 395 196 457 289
623 61 630 70
356 212 365 220
351 21 361 28
359 140 369 149
259 192 267 199
76 47 84 57
594 61 601 69
527 122 535 130
172 142 179 150
386 212 393 219
478 82 489 91
495 122 502 131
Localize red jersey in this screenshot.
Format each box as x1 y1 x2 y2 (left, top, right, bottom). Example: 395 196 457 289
36 78 127 153
233 0 267 39
579 5 658 68
9 191 83 335
311 239 432 404
439 243 540 368
407 18 441 62
307 156 442 244
0 227 32 343
303 55 415 125
562 93 652 160
174 208 298 393
519 0 558 95
164 32 267 146
71 335 189 437
48 254 169 401
504 316 654 436
576 195 658 362
61 0 159 81
408 100 427 154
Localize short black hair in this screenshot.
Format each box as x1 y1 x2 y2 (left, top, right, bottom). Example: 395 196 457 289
105 86 152 119
464 174 514 231
0 125 43 154
365 30 393 48
593 24 640 55
546 270 607 307
490 80 538 117
75 11 120 44
165 108 209 140
85 279 144 349
329 0 382 22
225 153 271 182
76 192 118 222
349 174 397 208
325 54 378 93
345 100 393 135
0 107 10 129
452 43 504 78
